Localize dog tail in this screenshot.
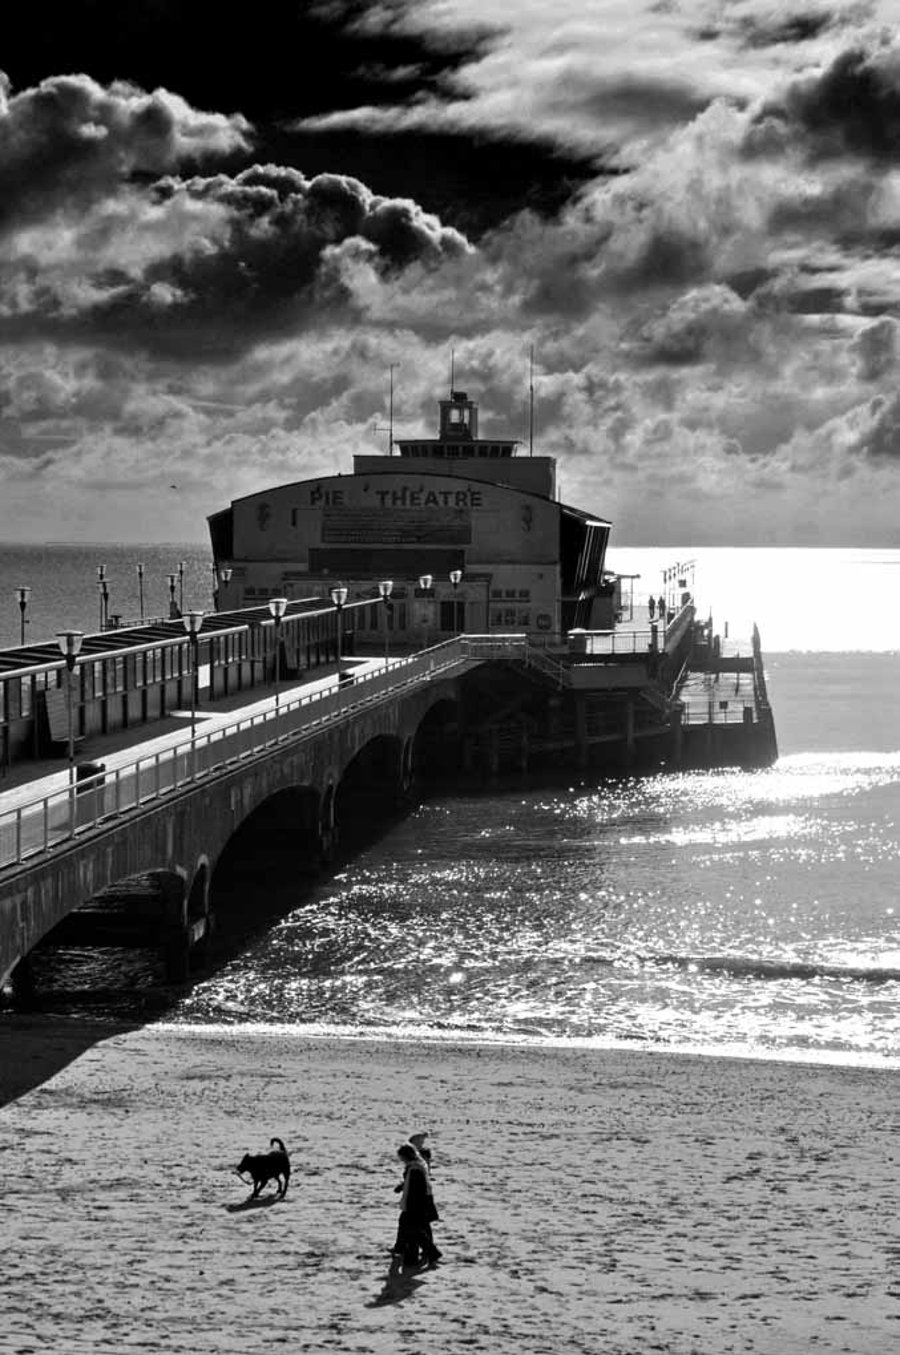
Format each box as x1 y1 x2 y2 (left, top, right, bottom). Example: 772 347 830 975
271 1137 287 1154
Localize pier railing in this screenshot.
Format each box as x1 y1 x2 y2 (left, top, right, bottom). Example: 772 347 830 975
0 633 549 869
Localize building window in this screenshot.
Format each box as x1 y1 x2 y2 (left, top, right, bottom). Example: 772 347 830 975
290 508 299 527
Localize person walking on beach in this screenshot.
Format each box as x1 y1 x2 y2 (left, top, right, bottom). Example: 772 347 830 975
393 1142 441 1266
408 1132 441 1262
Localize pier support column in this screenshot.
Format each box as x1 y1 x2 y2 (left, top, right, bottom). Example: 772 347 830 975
8 954 35 1003
669 706 683 769
575 698 589 770
487 727 501 778
318 788 337 865
397 738 416 808
517 721 529 773
160 874 190 984
625 701 636 765
186 864 212 971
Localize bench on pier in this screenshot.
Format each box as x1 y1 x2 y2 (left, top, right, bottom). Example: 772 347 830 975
38 687 85 756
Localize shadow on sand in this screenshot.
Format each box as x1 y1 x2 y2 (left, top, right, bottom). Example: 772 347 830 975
0 1012 143 1110
366 1255 431 1308
224 1192 283 1214
0 806 412 1112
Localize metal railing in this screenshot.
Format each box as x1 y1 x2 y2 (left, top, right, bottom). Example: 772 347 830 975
0 634 531 870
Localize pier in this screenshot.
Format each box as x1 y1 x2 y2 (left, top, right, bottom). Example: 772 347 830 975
0 599 776 997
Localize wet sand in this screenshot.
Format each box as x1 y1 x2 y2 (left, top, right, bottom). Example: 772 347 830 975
1 1023 898 1354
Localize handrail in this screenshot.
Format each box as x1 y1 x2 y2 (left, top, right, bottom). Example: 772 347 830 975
0 634 523 869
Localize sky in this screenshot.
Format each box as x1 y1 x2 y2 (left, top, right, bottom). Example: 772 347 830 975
2 0 900 546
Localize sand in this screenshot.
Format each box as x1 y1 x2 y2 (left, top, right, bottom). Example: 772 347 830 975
1 1021 898 1355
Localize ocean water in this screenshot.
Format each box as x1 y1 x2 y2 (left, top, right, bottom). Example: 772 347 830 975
0 542 214 650
3 545 900 1068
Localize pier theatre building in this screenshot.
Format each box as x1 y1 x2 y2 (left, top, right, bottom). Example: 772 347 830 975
208 390 615 644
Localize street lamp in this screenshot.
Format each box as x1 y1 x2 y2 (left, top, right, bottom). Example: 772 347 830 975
214 566 232 612
418 573 433 650
330 584 348 681
96 564 106 630
15 586 31 646
182 610 204 743
167 572 178 618
136 563 145 621
56 630 84 791
378 579 393 668
98 579 110 631
267 596 288 712
449 568 463 635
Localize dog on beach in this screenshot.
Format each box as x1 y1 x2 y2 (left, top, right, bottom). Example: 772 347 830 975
237 1138 291 1198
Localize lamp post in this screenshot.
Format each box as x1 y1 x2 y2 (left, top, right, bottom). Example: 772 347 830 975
214 566 232 612
267 596 288 712
56 630 84 795
330 584 348 681
449 568 463 635
15 586 31 646
167 572 178 618
378 579 393 668
418 573 433 650
98 579 110 631
182 610 204 744
96 564 106 630
136 563 145 622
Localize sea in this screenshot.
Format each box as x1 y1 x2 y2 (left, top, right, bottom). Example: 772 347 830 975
2 543 900 1070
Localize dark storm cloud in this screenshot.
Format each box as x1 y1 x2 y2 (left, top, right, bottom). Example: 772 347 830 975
738 10 838 47
0 72 250 231
746 43 900 161
0 163 471 356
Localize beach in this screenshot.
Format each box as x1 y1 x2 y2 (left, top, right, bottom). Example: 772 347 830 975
1 1023 898 1354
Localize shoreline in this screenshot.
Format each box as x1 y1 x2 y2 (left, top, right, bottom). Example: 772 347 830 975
4 1007 900 1112
2 1018 899 1353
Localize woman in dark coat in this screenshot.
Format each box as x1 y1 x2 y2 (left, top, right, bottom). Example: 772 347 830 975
393 1143 441 1266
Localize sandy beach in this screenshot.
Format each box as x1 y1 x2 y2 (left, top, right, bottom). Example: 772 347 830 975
1 1021 898 1355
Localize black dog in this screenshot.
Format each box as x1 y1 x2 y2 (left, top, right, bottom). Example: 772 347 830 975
237 1137 290 1198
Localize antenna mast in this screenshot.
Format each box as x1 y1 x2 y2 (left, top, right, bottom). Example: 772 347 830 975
388 363 398 456
529 345 535 457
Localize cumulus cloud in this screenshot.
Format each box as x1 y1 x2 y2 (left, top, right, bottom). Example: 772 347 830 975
0 159 471 354
852 316 898 380
0 72 251 231
637 285 750 364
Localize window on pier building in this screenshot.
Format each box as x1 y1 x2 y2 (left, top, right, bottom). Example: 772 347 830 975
92 661 104 699
20 676 32 719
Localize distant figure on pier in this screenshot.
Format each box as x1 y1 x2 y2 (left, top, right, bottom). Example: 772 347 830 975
657 595 666 621
648 596 656 619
